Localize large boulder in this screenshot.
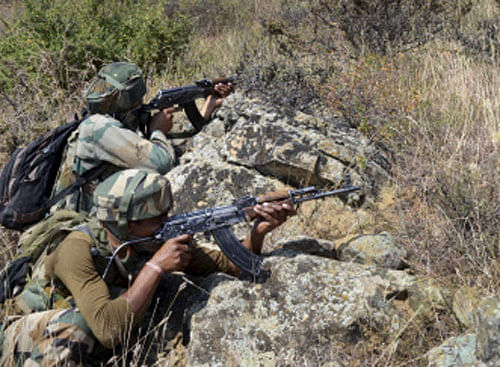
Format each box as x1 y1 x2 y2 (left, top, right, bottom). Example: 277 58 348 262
176 93 390 199
185 244 415 367
212 93 390 196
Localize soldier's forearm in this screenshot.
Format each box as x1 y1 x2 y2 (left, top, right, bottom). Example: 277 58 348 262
200 95 219 120
121 263 163 317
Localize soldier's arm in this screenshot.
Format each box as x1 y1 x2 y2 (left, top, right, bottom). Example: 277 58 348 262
241 201 295 255
77 116 176 174
199 82 234 119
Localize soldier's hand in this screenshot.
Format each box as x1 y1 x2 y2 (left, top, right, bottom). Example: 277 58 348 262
149 106 177 135
252 201 296 237
150 234 192 273
211 82 234 108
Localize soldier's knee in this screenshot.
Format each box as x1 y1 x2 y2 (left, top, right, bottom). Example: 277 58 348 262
0 308 96 366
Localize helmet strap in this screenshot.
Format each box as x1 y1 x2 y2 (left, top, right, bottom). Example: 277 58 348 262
117 171 147 240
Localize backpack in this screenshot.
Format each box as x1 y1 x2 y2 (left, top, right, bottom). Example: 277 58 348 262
0 114 106 230
0 209 91 309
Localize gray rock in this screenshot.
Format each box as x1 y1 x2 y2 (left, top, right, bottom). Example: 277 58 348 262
408 278 451 313
427 296 500 367
166 160 284 240
166 160 284 212
213 93 390 195
336 232 408 270
428 334 486 367
475 297 500 363
186 250 415 367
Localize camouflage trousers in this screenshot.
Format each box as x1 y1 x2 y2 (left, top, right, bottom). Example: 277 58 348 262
0 308 96 367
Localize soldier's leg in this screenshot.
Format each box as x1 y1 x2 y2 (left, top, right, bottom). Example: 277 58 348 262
0 308 96 366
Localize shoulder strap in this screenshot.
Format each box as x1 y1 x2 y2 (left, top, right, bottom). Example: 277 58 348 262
46 164 109 209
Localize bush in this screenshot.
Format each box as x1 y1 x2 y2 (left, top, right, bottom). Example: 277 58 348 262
0 0 192 93
262 0 474 55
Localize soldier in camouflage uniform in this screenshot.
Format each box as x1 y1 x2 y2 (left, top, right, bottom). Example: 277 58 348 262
0 169 294 366
52 62 233 213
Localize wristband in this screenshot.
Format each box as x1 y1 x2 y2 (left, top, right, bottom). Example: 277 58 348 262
146 261 164 276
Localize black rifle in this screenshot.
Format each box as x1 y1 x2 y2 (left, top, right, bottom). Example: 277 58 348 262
102 178 361 279
142 76 237 137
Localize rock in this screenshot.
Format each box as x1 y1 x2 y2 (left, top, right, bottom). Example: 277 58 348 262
427 296 500 367
408 278 451 313
475 297 500 363
185 247 415 366
453 287 483 328
428 334 485 367
166 158 285 213
336 232 408 270
212 93 390 195
165 160 284 240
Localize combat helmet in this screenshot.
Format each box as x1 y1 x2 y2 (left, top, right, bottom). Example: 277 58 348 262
93 169 173 241
85 62 147 116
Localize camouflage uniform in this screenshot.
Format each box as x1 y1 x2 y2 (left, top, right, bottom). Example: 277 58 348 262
51 62 176 214
51 114 175 214
1 170 233 366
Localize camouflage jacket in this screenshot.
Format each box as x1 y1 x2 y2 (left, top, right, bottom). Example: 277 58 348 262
51 113 176 213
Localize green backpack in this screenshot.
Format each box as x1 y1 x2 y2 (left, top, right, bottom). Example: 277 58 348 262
0 210 90 306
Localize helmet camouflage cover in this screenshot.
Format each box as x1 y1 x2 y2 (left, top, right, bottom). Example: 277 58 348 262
93 169 173 224
85 62 147 115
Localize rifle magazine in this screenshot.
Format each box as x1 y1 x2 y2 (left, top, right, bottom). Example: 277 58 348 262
210 226 263 276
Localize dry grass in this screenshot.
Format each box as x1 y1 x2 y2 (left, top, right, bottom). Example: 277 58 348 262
388 41 499 292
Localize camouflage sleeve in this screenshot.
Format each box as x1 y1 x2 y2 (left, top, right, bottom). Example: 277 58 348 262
76 114 175 174
45 231 138 349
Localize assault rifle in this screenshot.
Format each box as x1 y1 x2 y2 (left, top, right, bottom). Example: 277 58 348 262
103 177 361 279
142 76 237 138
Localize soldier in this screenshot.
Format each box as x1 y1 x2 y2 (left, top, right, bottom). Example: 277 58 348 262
51 62 233 213
0 169 294 366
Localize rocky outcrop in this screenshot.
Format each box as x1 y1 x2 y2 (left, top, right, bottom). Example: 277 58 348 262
173 93 390 203
166 93 392 245
185 244 415 367
159 93 498 367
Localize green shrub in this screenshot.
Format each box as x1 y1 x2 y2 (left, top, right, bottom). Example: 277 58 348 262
0 0 192 93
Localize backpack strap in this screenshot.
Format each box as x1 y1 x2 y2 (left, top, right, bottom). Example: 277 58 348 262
46 164 109 209
73 224 130 281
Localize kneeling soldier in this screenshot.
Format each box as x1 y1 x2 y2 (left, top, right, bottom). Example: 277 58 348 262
0 169 294 366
